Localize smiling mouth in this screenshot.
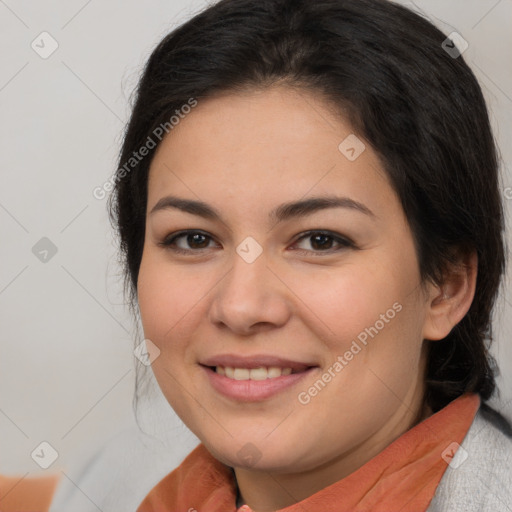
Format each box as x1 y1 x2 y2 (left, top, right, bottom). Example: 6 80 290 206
206 365 312 380
200 362 318 402
199 354 319 401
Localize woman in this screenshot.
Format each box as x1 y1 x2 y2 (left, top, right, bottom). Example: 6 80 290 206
119 0 512 509
3 0 510 510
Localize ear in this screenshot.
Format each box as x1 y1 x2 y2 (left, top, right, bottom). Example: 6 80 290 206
422 249 478 341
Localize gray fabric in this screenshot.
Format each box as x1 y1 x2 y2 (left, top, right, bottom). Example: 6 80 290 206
49 419 199 512
427 407 512 511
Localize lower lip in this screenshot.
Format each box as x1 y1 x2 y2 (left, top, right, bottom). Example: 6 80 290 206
201 365 317 402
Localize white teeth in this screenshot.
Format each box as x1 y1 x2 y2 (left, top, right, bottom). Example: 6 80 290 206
233 368 250 380
249 367 268 380
215 365 294 380
267 366 282 378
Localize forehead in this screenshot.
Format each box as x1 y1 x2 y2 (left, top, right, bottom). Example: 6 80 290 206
147 86 397 221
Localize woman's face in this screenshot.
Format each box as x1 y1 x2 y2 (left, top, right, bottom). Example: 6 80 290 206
137 85 433 476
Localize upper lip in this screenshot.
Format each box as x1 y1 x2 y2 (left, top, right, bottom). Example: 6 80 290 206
200 354 317 372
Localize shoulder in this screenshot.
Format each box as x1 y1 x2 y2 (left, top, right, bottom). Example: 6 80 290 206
49 422 198 511
427 403 512 512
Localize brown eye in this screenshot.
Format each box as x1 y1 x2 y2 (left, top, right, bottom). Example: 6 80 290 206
183 233 210 249
292 231 354 255
158 230 218 254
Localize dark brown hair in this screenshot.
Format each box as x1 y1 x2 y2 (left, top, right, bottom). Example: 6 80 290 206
108 0 508 413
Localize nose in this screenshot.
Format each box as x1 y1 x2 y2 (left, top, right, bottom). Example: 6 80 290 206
208 247 292 336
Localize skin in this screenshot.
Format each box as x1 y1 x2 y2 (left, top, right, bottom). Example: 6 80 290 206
137 85 477 512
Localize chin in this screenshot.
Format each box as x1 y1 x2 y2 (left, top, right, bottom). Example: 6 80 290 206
203 435 309 472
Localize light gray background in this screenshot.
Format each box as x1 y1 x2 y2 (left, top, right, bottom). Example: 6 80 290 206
1 0 511 479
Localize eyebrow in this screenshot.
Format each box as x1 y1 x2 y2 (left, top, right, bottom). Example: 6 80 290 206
149 195 376 224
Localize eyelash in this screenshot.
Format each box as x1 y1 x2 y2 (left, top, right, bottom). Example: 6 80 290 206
158 230 355 256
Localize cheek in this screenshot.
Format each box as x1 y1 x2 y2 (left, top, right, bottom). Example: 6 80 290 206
299 252 424 382
297 267 425 435
137 251 208 345
136 253 206 418
296 261 406 346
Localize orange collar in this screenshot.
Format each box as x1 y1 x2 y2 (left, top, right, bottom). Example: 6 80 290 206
138 393 480 512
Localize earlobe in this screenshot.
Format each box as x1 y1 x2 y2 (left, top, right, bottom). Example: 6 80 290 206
422 250 478 341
